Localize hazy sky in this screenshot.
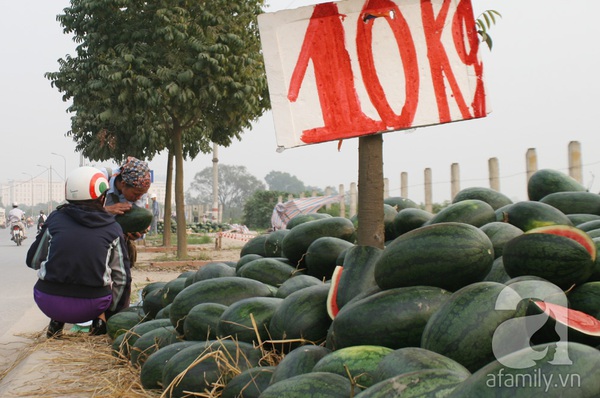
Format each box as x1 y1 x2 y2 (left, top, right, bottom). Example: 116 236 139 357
2 0 599 205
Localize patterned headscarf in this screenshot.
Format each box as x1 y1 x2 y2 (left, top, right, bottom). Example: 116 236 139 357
119 157 151 188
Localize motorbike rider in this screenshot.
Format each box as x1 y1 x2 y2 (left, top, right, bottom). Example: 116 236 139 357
8 202 27 240
37 210 47 232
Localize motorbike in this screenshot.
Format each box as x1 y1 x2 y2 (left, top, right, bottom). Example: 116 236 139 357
10 222 24 246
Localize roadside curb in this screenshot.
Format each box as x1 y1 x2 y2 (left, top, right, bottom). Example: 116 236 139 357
0 305 49 396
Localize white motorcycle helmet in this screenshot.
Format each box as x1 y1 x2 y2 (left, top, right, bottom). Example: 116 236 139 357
65 166 109 201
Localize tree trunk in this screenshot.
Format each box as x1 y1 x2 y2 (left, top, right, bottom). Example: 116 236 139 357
212 143 219 222
357 134 385 248
162 150 174 247
173 126 188 259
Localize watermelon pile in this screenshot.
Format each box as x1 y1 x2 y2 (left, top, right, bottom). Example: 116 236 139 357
107 168 600 397
156 220 232 234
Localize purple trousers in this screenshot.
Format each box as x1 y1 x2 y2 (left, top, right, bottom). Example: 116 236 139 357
34 288 112 324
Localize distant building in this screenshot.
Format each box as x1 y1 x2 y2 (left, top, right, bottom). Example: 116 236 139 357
0 178 65 211
146 180 173 208
0 176 209 223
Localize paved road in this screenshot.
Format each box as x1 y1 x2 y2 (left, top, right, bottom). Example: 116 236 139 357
0 227 42 338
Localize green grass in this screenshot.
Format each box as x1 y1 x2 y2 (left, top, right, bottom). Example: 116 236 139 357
188 235 213 244
150 251 212 262
144 233 214 246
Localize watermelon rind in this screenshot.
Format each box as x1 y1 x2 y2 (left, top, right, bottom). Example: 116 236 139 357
452 186 513 210
374 222 494 292
276 274 324 299
392 207 434 236
129 325 180 367
568 281 600 319
527 168 586 201
169 276 273 335
216 296 283 345
115 204 153 233
264 229 291 257
480 221 523 259
539 191 600 215
421 282 526 372
260 372 359 398
425 199 496 227
139 341 200 389
448 342 600 397
269 345 332 385
305 236 354 280
268 284 331 352
502 232 595 289
372 347 471 384
502 200 573 231
311 345 393 388
182 302 228 341
281 217 355 267
526 224 596 261
331 286 451 350
221 366 276 398
286 213 332 230
355 368 469 398
161 339 262 397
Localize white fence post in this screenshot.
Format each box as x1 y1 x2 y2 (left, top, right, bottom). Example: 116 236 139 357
489 157 500 191
424 168 433 213
339 184 346 218
526 148 538 185
401 172 408 198
450 163 460 200
568 141 583 184
349 182 357 218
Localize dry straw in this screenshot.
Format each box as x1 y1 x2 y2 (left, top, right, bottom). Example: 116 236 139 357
5 315 326 398
5 330 161 397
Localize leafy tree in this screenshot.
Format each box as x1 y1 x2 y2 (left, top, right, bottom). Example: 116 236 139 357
264 171 305 194
318 202 342 218
45 0 269 258
428 200 452 214
243 190 286 230
305 186 324 195
186 164 265 222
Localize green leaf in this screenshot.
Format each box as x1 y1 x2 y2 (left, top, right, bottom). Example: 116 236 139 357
483 13 491 29
476 9 502 51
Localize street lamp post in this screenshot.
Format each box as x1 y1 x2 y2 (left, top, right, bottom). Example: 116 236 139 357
51 152 67 181
37 165 52 214
22 172 34 217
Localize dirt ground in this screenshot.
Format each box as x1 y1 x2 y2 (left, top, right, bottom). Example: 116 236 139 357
130 237 247 297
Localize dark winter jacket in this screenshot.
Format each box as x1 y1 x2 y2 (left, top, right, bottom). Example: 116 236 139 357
26 203 131 311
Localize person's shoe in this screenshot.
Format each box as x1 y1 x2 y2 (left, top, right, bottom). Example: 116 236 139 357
89 318 107 336
47 320 64 338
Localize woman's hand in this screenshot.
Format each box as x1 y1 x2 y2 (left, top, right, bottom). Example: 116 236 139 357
126 231 144 240
105 202 132 215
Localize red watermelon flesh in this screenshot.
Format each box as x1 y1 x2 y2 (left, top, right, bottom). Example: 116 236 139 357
326 266 343 319
526 225 597 261
534 300 600 335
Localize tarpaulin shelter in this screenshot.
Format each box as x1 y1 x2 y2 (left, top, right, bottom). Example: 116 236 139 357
271 195 343 230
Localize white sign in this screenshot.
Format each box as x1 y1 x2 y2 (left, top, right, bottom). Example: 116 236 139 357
258 0 489 150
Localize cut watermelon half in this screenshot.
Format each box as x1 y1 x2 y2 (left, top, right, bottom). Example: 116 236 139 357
326 266 343 319
533 300 600 336
526 225 597 261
